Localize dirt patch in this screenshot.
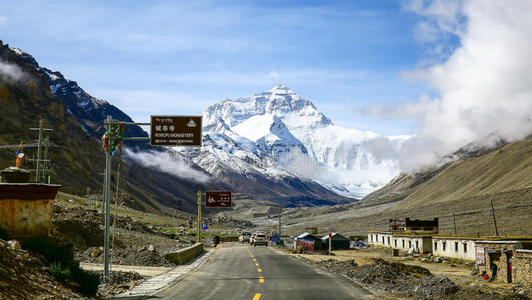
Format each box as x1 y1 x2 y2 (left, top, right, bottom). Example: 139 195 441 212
96 270 144 298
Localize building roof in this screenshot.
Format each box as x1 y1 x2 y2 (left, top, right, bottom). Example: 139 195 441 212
296 232 311 239
516 249 532 254
405 218 438 227
320 233 348 240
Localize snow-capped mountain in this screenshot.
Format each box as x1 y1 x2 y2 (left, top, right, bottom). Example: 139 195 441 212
182 85 407 199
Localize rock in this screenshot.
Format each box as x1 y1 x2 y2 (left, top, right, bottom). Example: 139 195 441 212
91 248 102 258
148 245 155 252
7 240 21 250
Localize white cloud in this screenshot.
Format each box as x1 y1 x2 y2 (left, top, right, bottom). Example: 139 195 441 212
369 0 532 171
125 149 211 183
0 60 26 81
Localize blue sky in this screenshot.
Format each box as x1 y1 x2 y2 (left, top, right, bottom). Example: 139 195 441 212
0 0 446 135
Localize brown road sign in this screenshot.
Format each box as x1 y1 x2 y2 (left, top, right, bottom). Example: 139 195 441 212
205 191 232 207
150 116 202 146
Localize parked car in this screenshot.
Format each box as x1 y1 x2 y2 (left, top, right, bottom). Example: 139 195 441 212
250 233 257 245
253 233 268 247
239 232 252 244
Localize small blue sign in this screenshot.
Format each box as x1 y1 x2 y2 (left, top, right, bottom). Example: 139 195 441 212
271 234 280 243
201 223 208 230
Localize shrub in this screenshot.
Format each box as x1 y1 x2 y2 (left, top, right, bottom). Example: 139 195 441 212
48 261 71 281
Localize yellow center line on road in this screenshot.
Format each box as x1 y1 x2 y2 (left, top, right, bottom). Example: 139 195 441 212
257 268 262 272
253 258 256 262
255 263 259 266
253 293 262 300
259 276 264 283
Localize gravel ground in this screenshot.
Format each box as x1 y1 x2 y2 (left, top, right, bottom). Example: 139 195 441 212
314 258 529 300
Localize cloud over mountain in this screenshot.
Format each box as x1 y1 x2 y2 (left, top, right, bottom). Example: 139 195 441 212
368 0 532 171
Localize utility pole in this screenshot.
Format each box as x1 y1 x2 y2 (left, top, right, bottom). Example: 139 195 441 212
452 212 457 235
490 199 499 236
278 204 282 244
327 226 333 255
100 115 151 283
35 119 43 181
103 115 112 282
197 190 202 243
29 119 53 182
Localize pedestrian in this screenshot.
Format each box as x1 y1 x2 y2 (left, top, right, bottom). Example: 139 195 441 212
489 263 498 282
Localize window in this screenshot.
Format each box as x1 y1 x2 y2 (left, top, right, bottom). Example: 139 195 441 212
434 241 438 250
443 242 446 251
394 240 397 247
415 241 419 249
408 241 412 248
387 237 390 245
423 228 432 231
464 243 467 253
402 240 405 248
455 242 459 252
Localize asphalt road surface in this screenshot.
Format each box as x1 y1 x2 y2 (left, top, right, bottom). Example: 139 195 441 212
155 243 372 300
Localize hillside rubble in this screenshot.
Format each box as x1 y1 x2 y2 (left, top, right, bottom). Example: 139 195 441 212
52 205 192 267
0 238 83 299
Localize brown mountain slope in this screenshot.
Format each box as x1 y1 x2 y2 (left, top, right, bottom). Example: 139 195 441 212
392 138 532 211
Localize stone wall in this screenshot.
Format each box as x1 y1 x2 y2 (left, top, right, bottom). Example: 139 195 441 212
513 250 532 288
164 243 204 265
476 241 521 283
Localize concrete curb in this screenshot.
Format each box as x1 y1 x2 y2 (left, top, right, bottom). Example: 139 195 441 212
113 250 214 299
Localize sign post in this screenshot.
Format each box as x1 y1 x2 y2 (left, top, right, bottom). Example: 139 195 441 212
205 191 232 207
197 190 202 243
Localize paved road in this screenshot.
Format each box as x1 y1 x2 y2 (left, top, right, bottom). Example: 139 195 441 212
155 243 372 300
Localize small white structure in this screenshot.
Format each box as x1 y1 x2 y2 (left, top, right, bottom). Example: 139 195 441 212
432 236 477 261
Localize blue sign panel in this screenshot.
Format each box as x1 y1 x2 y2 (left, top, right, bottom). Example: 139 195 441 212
271 234 280 243
201 223 208 230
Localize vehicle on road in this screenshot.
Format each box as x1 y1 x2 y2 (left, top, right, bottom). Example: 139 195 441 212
253 233 268 247
239 232 251 244
250 233 257 245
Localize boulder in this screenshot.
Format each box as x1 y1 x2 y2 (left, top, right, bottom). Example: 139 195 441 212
7 240 21 250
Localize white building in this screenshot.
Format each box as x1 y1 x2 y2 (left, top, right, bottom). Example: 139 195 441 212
432 236 477 261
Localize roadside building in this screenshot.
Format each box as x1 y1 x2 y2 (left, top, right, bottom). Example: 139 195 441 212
432 236 478 261
295 233 323 251
475 238 532 284
321 233 350 250
368 231 432 254
513 249 532 287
